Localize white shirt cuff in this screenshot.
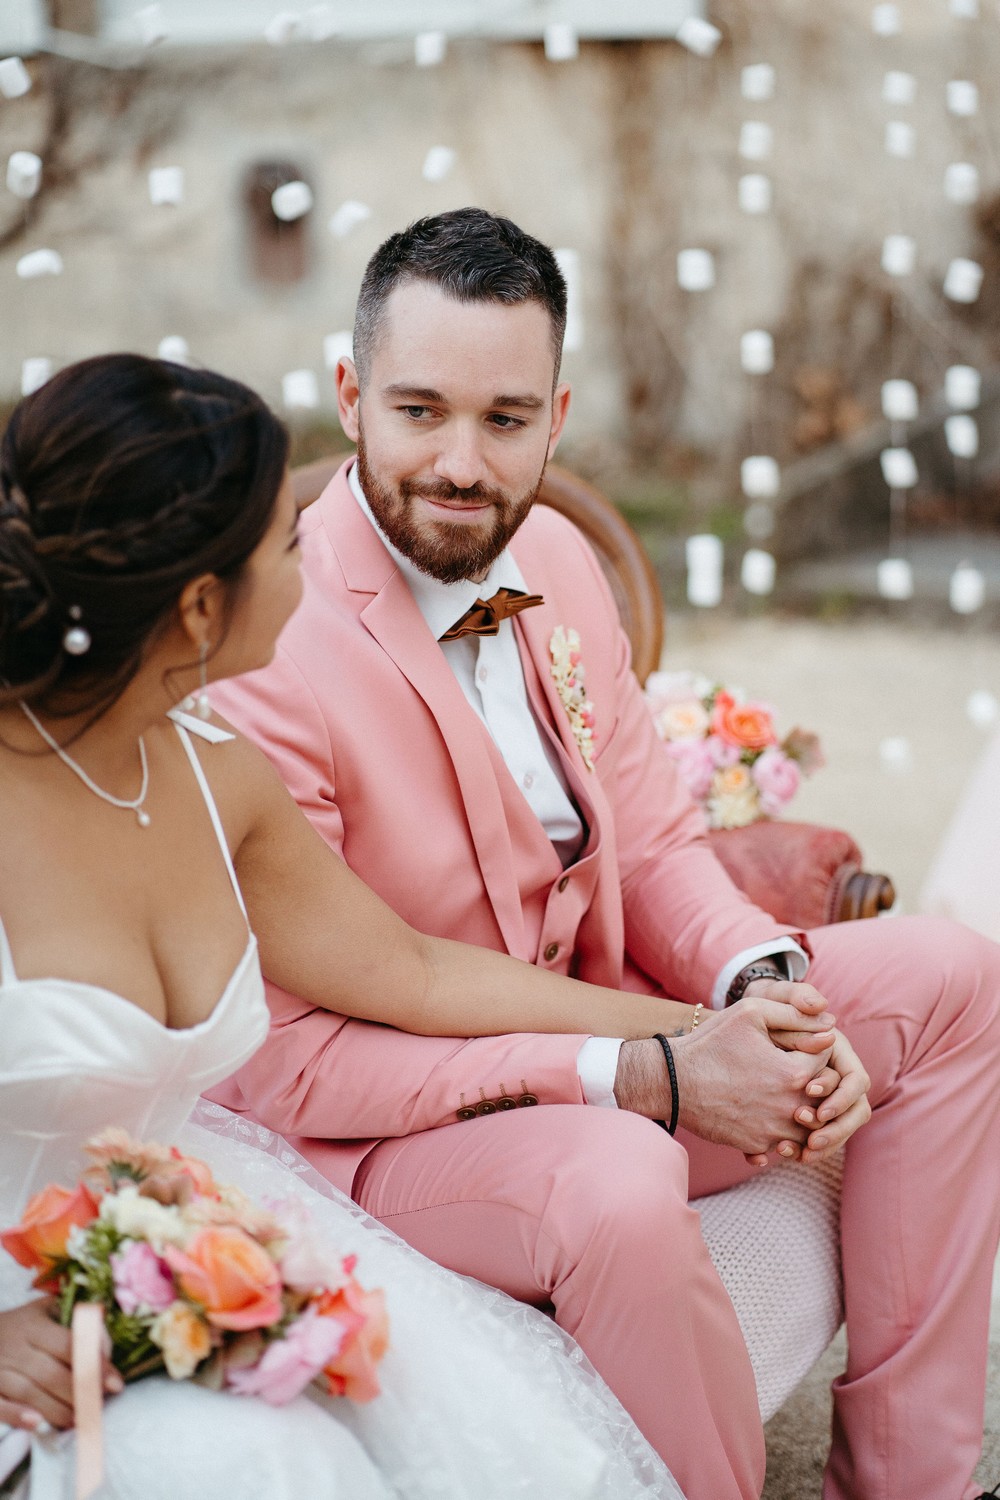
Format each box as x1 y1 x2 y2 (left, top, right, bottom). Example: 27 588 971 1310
576 1036 623 1108
710 938 809 1010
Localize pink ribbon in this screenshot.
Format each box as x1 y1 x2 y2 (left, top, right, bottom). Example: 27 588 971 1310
71 1302 104 1500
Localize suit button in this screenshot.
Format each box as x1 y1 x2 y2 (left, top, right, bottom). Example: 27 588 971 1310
456 1107 477 1121
497 1096 517 1110
476 1100 498 1116
557 876 570 893
544 942 560 962
517 1094 539 1108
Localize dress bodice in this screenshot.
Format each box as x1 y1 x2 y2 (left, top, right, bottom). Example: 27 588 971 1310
0 713 269 1228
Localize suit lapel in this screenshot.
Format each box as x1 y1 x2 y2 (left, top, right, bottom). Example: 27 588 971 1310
319 469 527 956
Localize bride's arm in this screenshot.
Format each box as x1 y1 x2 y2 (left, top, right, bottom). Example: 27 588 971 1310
222 728 832 1046
222 730 692 1040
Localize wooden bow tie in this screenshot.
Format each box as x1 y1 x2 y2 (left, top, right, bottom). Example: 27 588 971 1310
440 587 545 641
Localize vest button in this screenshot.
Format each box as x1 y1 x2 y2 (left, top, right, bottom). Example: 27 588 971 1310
557 875 570 893
543 942 560 962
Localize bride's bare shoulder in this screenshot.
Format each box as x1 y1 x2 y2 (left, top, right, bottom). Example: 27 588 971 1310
156 707 291 838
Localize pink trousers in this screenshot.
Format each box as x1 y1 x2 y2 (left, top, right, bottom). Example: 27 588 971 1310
354 917 1000 1500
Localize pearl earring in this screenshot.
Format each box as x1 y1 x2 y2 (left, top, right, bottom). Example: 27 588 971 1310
62 605 91 657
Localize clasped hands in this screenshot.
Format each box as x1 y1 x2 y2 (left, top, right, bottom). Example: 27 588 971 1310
614 979 872 1166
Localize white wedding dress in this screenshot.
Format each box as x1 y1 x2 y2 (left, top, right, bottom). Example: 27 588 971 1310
0 718 683 1500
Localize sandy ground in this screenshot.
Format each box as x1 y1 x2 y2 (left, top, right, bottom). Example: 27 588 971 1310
659 613 1000 1498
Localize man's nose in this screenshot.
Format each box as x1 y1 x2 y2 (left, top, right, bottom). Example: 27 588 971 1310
432 425 488 490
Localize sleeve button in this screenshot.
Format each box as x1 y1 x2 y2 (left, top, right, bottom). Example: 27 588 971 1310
476 1100 498 1116
517 1094 539 1108
456 1107 477 1121
496 1096 517 1110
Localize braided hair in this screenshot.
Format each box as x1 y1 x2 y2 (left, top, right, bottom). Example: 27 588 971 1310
0 353 289 718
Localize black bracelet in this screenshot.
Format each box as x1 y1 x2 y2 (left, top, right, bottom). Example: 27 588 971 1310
653 1033 680 1136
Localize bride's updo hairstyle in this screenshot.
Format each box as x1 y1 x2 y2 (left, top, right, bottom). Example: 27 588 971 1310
0 353 289 718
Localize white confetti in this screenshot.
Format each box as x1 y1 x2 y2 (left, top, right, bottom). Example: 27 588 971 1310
876 558 914 600
738 174 772 215
881 379 918 422
741 549 776 596
134 4 168 45
947 79 979 116
945 413 979 458
882 70 916 105
16 248 63 278
422 146 456 183
872 4 901 35
282 369 320 409
738 122 773 162
414 31 446 67
328 199 371 238
943 257 983 304
0 57 31 98
950 563 985 613
157 335 190 364
6 151 41 199
264 11 301 44
20 357 52 396
740 63 775 102
885 121 915 158
544 23 578 61
323 331 353 369
881 234 916 276
686 534 724 608
677 249 715 291
944 162 979 205
148 166 184 206
271 180 313 222
744 502 775 540
741 455 780 498
740 330 774 374
554 248 583 353
880 447 918 488
966 689 999 729
879 736 913 772
945 365 980 410
676 17 722 57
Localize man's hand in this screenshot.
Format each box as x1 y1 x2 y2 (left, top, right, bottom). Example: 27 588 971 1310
0 1299 123 1431
614 995 836 1158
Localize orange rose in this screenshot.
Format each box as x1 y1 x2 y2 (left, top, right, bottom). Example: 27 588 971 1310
316 1280 389 1404
710 692 777 750
1 1182 99 1286
164 1227 283 1331
167 1149 216 1196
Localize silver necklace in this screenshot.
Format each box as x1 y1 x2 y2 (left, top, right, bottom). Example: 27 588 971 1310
19 700 151 827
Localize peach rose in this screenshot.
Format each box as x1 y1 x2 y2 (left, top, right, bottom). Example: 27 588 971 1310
655 699 710 742
710 692 777 750
707 764 760 830
150 1301 214 1380
164 1227 283 1332
317 1281 389 1404
1 1182 99 1285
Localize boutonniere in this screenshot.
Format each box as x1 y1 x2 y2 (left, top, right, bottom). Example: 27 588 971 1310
549 626 596 771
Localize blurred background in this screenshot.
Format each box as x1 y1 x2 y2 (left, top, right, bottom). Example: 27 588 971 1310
3 0 1000 919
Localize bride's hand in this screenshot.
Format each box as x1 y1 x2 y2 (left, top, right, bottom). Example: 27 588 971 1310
0 1299 123 1430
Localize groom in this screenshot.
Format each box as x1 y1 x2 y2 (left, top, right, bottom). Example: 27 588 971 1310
211 209 1000 1500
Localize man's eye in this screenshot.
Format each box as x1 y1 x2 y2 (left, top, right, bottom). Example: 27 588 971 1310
402 405 430 419
489 414 524 430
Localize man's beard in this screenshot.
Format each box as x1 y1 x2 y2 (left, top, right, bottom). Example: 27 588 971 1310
356 428 545 585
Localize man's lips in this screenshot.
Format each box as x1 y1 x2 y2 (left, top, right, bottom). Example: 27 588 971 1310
416 495 494 520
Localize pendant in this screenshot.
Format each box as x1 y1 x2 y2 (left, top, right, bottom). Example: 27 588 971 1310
136 808 151 828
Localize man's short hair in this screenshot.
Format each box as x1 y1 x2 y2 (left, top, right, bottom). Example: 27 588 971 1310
353 207 568 385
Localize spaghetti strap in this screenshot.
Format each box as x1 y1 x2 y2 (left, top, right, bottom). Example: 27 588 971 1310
0 915 17 985
172 720 249 923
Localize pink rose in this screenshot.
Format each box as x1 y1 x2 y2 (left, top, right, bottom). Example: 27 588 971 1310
751 747 801 815
226 1306 348 1406
663 738 716 801
111 1239 177 1315
705 735 741 769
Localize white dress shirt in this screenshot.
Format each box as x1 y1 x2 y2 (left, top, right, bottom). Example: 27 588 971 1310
348 465 808 1107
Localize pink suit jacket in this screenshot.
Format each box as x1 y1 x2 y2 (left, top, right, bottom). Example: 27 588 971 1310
210 460 802 1191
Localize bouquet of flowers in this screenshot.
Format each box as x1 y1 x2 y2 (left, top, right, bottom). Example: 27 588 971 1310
0 1129 388 1407
644 670 824 830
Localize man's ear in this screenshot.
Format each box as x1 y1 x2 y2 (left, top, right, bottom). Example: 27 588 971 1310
337 357 361 443
177 573 225 648
547 382 572 460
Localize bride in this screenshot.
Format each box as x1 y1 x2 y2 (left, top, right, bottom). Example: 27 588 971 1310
0 354 693 1500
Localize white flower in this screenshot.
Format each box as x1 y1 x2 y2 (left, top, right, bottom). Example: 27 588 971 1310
100 1185 188 1249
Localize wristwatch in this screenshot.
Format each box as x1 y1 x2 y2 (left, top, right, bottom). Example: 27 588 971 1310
726 958 786 1006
